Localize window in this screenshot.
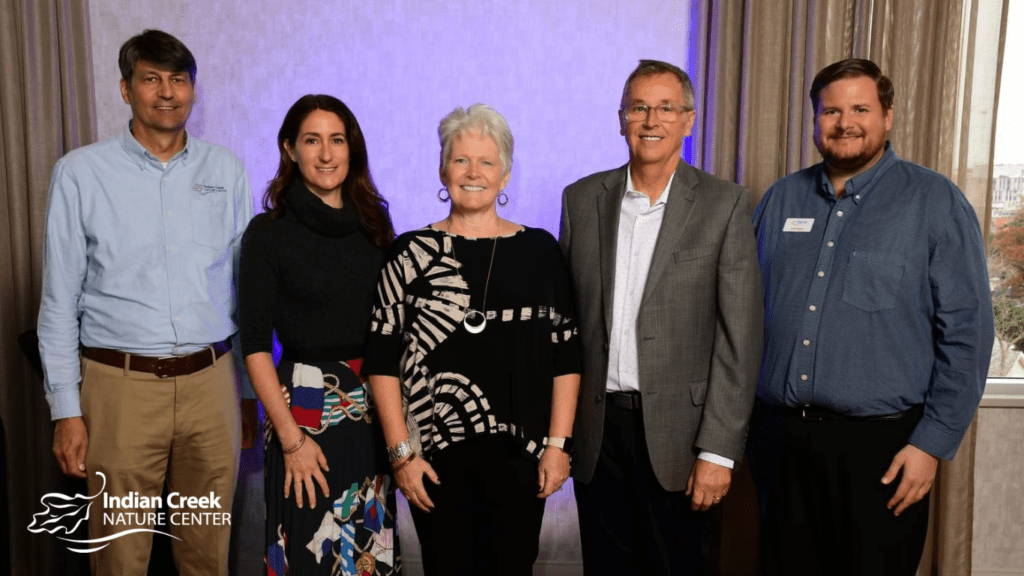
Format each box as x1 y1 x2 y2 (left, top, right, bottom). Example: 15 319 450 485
985 0 1024 401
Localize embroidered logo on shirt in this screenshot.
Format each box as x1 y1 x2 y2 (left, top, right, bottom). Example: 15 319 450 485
192 183 227 194
783 218 814 232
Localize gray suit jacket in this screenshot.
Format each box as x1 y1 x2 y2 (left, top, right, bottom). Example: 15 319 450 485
559 161 762 491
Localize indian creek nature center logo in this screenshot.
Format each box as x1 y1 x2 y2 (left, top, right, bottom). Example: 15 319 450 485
27 472 230 553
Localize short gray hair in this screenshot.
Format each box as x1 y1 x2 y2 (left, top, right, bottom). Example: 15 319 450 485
620 59 695 111
438 104 514 176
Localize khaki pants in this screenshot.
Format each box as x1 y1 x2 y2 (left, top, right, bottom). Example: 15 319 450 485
81 351 241 576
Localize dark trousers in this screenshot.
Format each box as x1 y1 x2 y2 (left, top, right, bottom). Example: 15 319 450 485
747 402 929 576
575 400 708 575
410 435 547 576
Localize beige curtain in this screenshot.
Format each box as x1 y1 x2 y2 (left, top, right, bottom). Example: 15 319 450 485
690 0 1007 574
0 0 96 574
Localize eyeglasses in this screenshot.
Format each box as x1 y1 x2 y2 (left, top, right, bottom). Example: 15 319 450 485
620 103 693 122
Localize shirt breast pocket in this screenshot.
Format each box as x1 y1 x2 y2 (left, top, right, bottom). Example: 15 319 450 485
841 251 905 312
190 194 231 249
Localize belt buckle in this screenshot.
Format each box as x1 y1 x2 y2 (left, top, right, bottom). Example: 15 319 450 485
154 358 176 378
629 393 641 410
800 405 823 421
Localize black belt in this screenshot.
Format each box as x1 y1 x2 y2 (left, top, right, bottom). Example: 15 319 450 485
82 338 231 378
786 404 920 422
607 391 642 410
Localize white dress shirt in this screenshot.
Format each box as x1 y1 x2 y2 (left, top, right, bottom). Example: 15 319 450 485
606 167 733 469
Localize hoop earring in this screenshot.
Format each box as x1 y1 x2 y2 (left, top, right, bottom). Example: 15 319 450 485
438 187 450 203
497 192 509 207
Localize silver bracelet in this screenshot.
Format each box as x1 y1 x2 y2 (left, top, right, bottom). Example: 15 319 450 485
386 438 413 463
392 452 417 473
282 433 306 455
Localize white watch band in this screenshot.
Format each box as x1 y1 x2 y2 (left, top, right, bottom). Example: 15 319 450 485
546 437 567 449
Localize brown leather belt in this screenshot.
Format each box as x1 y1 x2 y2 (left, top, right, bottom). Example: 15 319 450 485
82 339 231 378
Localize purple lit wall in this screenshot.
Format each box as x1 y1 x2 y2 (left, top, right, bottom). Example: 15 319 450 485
88 1 694 572
89 1 694 235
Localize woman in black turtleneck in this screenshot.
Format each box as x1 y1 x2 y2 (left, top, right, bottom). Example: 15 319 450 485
239 95 399 576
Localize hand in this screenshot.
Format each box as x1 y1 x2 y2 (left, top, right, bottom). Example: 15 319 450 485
537 447 570 498
685 459 731 511
53 417 89 478
881 444 938 516
282 434 330 509
394 456 439 513
240 399 258 450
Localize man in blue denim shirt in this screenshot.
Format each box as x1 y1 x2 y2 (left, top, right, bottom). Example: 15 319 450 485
37 30 255 575
750 59 994 574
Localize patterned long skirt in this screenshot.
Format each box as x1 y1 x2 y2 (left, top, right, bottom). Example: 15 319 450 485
265 358 400 575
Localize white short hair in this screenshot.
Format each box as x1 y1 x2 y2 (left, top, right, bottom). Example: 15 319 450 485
438 103 514 176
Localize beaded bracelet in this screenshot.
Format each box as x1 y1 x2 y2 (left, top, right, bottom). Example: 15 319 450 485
282 433 306 455
392 452 417 473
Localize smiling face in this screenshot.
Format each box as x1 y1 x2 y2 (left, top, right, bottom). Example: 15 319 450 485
813 75 893 177
621 72 695 171
441 130 510 214
284 109 350 203
120 59 195 139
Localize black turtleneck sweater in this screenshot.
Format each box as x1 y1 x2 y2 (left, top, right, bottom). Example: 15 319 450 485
239 180 387 357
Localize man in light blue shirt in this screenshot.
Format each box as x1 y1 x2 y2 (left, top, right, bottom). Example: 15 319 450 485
37 29 254 575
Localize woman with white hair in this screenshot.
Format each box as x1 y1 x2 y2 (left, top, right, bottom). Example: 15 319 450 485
364 104 581 575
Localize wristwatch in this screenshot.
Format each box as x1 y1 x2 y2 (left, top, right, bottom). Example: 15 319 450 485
386 439 414 463
545 436 574 456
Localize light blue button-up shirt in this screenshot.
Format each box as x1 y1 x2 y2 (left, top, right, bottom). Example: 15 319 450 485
38 122 255 420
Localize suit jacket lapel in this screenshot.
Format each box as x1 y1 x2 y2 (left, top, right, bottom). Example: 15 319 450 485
641 162 698 306
597 166 627 337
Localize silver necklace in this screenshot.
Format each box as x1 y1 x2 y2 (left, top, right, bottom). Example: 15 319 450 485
443 225 498 335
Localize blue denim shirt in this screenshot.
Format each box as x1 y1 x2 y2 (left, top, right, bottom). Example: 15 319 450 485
38 123 255 420
752 145 993 459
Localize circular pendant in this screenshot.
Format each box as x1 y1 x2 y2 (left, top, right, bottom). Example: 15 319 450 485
463 309 487 334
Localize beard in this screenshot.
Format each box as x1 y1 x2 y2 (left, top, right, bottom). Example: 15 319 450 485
814 131 887 174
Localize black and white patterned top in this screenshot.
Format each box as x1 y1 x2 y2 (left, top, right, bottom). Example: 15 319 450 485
363 226 581 460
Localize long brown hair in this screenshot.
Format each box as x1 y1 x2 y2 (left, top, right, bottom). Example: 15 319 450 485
263 94 394 249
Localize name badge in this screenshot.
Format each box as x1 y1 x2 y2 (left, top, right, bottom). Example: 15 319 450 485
783 218 814 232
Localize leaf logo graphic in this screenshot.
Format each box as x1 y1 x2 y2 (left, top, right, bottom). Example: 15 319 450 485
27 472 181 553
28 471 106 535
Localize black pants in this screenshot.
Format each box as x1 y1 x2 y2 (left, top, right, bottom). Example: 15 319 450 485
747 402 930 576
410 435 547 576
574 400 708 575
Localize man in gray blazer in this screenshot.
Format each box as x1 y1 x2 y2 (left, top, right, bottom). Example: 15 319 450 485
559 59 762 574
